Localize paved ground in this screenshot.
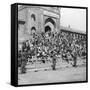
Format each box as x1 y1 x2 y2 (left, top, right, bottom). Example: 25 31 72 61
18 66 86 85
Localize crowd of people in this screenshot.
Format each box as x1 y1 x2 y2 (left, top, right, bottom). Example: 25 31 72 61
18 30 86 73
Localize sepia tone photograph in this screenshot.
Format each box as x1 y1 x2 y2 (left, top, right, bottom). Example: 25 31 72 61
18 4 87 85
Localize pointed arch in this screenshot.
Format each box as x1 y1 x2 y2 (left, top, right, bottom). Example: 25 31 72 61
45 18 56 28
31 14 36 21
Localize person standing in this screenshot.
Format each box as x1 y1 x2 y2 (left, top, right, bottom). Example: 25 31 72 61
71 48 77 67
51 51 57 70
20 52 27 74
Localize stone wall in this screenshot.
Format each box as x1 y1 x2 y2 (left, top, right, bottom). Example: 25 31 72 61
18 5 60 45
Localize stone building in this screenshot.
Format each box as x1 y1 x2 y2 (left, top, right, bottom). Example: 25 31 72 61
18 5 61 45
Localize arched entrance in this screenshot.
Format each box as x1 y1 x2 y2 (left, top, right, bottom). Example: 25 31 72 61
31 27 36 34
45 25 51 33
44 25 52 37
44 17 56 33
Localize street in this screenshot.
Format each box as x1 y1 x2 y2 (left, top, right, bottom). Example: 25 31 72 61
18 66 86 85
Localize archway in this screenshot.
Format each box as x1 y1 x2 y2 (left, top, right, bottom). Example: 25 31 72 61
31 27 36 35
31 27 36 31
45 25 51 33
45 18 56 27
44 17 56 32
31 14 36 21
